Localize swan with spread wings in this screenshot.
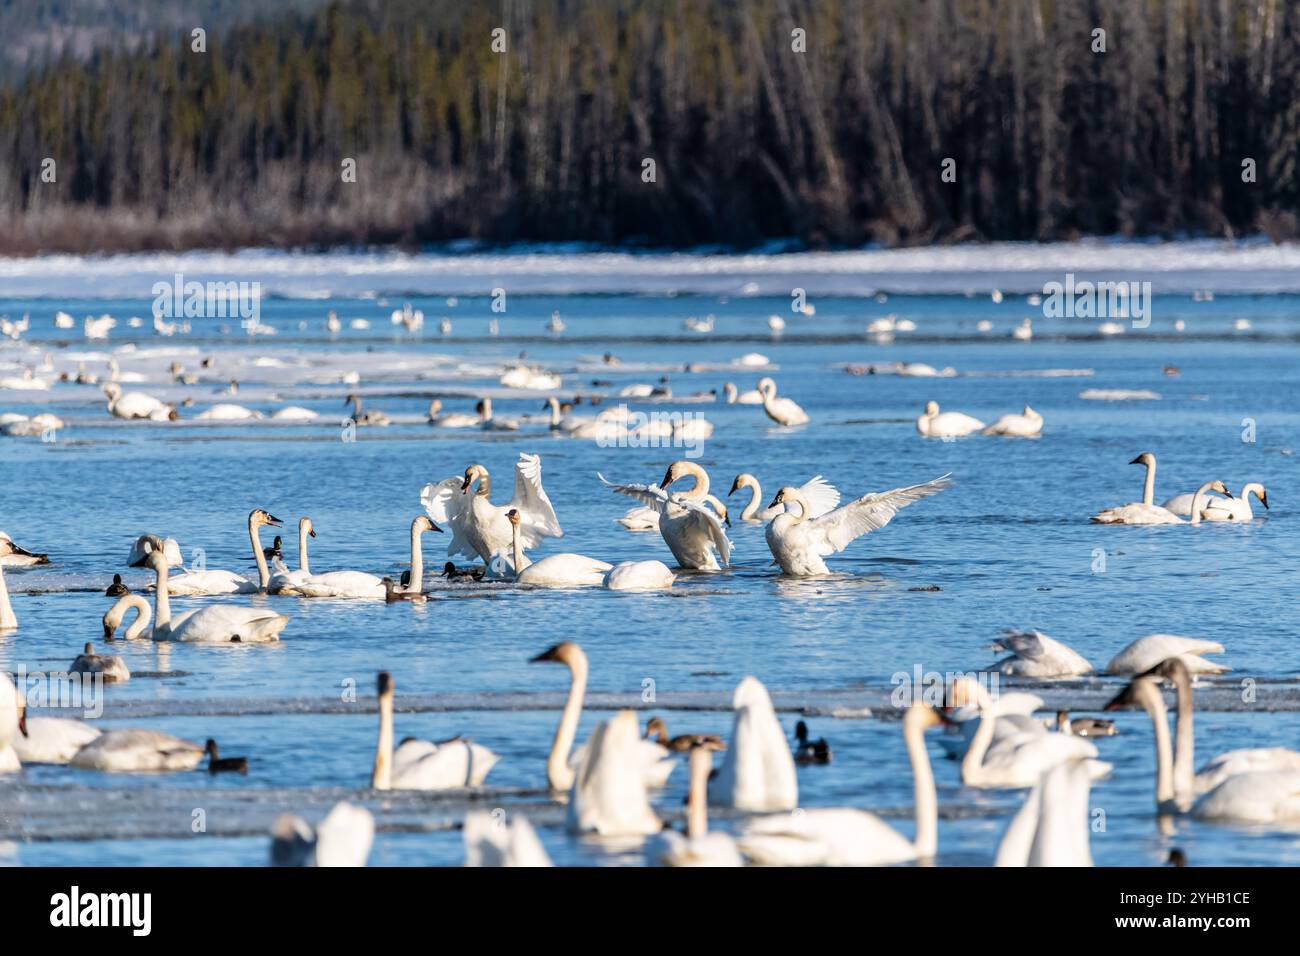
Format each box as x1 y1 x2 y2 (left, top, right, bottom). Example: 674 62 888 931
599 462 732 571
420 453 563 568
763 474 952 575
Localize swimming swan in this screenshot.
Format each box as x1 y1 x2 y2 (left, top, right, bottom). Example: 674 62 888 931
421 453 563 565
71 642 130 682
728 473 841 522
756 377 810 426
961 693 1107 789
916 401 984 438
1104 634 1229 676
271 802 375 867
994 758 1095 866
566 710 662 837
370 672 499 790
154 509 283 594
1163 483 1268 522
603 560 675 591
281 518 387 599
463 811 553 867
69 728 205 771
764 475 951 576
737 703 944 866
709 676 798 811
646 740 742 867
13 714 101 764
982 406 1043 438
988 629 1093 678
1092 453 1231 525
600 462 732 571
507 509 611 587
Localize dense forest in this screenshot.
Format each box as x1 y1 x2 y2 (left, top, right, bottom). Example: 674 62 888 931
0 0 1297 254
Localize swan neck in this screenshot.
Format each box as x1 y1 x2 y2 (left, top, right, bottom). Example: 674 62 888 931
298 519 311 573
741 479 761 520
547 656 587 791
127 596 152 639
249 515 270 588
372 689 393 789
961 707 999 785
152 561 171 635
511 518 524 578
686 747 710 838
1170 670 1195 805
0 566 15 629
1142 459 1156 506
680 464 709 499
1188 482 1215 525
905 710 938 856
409 519 424 591
1140 685 1175 806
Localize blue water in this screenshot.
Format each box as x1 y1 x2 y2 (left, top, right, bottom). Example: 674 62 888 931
1 272 1298 866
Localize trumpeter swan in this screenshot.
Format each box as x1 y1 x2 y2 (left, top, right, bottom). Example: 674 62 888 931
529 642 675 790
271 802 374 867
737 703 944 866
0 530 47 566
916 401 984 437
728 473 840 522
127 534 182 568
709 676 798 811
197 403 262 421
476 396 519 431
427 400 481 428
13 713 101 764
1092 453 1229 525
344 393 390 426
145 532 290 644
370 672 498 790
566 710 662 837
270 518 387 599
69 728 205 771
961 693 1108 789
646 740 742 867
102 382 175 420
764 474 951 576
756 377 810 426
603 560 675 591
1163 482 1268 521
988 630 1093 678
506 509 610 587
268 517 316 593
463 811 553 867
722 382 763 404
994 758 1095 866
982 406 1043 437
421 453 563 566
149 508 282 595
70 643 130 683
1104 634 1229 676
600 462 731 571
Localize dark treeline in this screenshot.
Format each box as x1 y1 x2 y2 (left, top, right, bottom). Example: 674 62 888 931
0 0 1298 254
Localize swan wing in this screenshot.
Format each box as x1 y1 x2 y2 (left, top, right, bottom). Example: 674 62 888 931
1104 633 1226 674
805 475 952 555
797 475 842 518
510 453 563 544
421 477 479 559
568 712 661 836
598 474 672 514
675 497 732 566
1193 770 1300 823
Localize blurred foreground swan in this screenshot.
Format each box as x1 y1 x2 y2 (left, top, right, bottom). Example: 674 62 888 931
566 710 661 837
463 811 553 867
764 474 951 575
271 802 374 867
422 453 563 567
994 758 1095 866
737 703 942 866
709 677 798 811
370 672 498 790
960 689 1110 789
646 740 742 867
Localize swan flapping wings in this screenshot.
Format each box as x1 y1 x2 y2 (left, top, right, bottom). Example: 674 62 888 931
421 476 476 558
795 475 841 518
597 473 732 566
511 452 563 544
421 453 563 560
799 475 952 555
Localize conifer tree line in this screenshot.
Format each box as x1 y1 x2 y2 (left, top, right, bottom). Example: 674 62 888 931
0 0 1296 254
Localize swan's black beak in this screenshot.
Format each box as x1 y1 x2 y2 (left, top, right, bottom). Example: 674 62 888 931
1129 456 1144 465
430 520 444 533
728 477 740 496
308 526 316 537
1261 493 1270 509
461 473 473 494
723 512 731 528
1223 488 1234 499
530 645 563 663
660 468 676 490
1103 685 1135 712
103 622 115 642
266 514 283 527
766 495 783 511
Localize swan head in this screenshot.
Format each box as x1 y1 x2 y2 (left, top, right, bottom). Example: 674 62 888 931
1023 405 1041 419
768 486 805 517
711 499 730 527
505 508 521 527
923 400 940 416
461 464 489 495
413 515 441 534
130 534 170 568
728 473 756 497
298 517 315 538
722 382 737 402
903 702 944 732
1138 655 1192 688
427 399 442 417
377 671 394 698
1207 480 1232 498
101 382 122 400
1104 674 1162 712
660 461 693 490
756 377 777 396
250 509 283 530
530 641 586 670
1129 452 1156 467
343 393 360 407
1248 484 1269 508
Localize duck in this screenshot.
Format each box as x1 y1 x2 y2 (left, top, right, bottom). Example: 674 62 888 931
1055 712 1117 738
382 576 428 603
105 574 130 597
205 738 248 774
442 561 484 582
916 401 984 438
644 716 723 752
793 720 831 763
70 643 130 683
262 536 284 562
370 672 499 790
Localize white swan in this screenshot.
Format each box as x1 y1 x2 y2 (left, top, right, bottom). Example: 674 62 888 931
127 534 182 568
103 382 175 420
1163 482 1268 521
69 728 205 771
421 453 563 565
756 377 810 426
530 642 675 790
344 393 391 426
145 533 290 643
267 517 317 594
646 741 742 867
1104 634 1229 676
982 406 1043 437
271 802 375 867
764 475 951 576
277 519 386 599
270 406 319 421
961 693 1107 789
0 412 64 437
600 462 731 571
728 473 840 522
197 403 262 421
507 509 610 587
994 758 1095 866
617 504 661 532
566 710 662 837
153 511 281 595
937 686 1050 761
427 400 481 428
463 811 553 867
736 703 943 866
722 382 763 404
0 561 16 630
603 560 675 591
71 642 130 683
477 396 519 431
0 531 48 567
0 673 22 772
916 401 984 437
13 715 101 765
370 672 498 789
1092 453 1229 525
709 676 798 811
989 629 1093 678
